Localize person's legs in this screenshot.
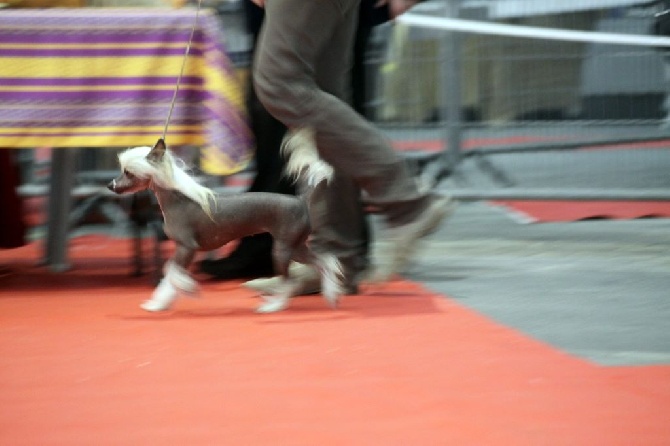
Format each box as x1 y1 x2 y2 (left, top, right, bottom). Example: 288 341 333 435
242 1 370 293
308 172 369 287
351 20 373 117
254 0 431 226
305 1 370 287
203 0 372 282
254 0 452 281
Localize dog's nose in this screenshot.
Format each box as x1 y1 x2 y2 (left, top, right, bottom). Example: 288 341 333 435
106 180 116 192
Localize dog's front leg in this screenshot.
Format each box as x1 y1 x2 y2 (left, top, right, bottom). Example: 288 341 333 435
140 245 197 312
166 245 199 295
141 274 178 312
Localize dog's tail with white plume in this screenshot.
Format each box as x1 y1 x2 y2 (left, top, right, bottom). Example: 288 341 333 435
281 127 333 188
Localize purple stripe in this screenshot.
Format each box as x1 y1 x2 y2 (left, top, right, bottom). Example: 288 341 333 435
206 105 253 145
0 77 203 87
0 104 205 122
0 47 204 58
0 11 208 28
0 89 207 102
0 119 203 128
0 30 205 46
206 105 247 134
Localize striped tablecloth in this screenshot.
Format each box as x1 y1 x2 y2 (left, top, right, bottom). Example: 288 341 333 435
0 8 252 175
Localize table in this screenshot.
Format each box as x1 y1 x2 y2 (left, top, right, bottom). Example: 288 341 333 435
0 8 252 270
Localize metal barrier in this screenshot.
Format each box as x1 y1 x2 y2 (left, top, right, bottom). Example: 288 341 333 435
366 0 670 200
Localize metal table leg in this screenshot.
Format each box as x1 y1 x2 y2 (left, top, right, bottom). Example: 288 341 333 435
44 148 77 272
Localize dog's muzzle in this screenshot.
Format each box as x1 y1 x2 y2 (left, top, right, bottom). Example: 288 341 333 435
107 179 116 192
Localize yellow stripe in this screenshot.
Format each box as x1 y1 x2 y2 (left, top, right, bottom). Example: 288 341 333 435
201 145 251 176
0 134 207 148
202 62 245 110
0 56 209 78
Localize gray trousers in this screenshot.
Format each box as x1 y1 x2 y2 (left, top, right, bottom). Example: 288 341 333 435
253 0 428 278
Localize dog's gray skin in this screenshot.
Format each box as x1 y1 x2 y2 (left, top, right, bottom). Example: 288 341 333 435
107 138 341 313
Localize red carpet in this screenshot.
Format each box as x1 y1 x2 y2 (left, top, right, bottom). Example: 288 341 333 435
492 200 670 223
1 236 669 445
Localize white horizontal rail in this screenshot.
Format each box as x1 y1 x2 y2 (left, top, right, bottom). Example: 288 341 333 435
398 13 670 48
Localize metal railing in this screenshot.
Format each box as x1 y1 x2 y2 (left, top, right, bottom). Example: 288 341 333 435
366 0 670 200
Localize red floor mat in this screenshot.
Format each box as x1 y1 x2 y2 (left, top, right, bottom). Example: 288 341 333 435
1 237 669 444
492 200 670 223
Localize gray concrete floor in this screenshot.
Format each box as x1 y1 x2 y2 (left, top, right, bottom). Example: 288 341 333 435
381 201 670 367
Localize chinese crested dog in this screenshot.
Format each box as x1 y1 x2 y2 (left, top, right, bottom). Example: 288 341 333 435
107 129 343 313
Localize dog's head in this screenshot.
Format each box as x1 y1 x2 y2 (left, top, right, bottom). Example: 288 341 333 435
107 138 167 194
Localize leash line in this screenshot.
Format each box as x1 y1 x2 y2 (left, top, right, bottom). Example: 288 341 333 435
163 0 203 142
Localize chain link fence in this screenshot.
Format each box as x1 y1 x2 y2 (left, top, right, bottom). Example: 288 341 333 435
365 0 670 200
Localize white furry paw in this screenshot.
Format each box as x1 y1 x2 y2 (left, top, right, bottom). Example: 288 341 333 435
321 277 342 309
166 261 199 295
140 299 173 312
323 292 340 309
255 295 290 313
141 277 178 312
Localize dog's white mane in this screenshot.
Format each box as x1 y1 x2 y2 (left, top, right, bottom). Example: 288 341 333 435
118 146 216 217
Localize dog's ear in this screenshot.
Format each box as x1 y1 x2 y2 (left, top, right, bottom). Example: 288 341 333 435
146 138 167 164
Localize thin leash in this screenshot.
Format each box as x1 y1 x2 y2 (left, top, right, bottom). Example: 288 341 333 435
162 0 204 142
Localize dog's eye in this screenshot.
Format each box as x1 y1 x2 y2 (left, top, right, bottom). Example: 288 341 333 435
123 169 134 178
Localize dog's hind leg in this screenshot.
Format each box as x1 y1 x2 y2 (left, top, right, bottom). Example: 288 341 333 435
256 241 293 313
292 244 344 309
